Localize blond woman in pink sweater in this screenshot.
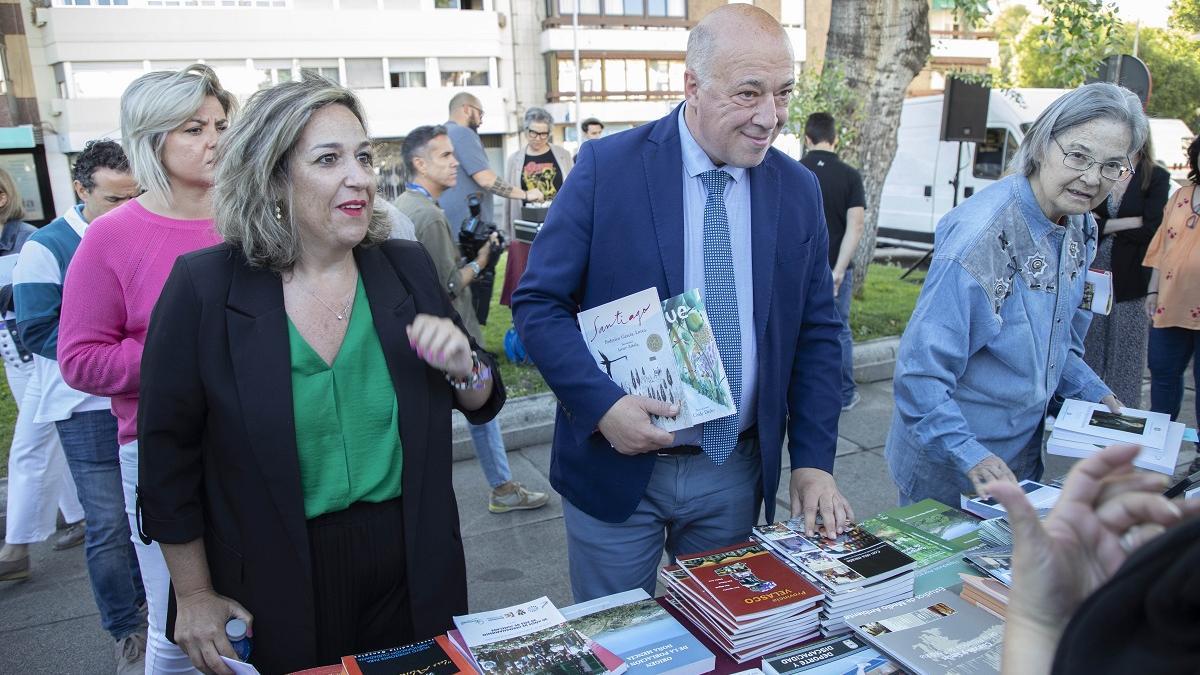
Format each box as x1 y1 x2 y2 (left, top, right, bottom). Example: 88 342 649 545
59 64 235 674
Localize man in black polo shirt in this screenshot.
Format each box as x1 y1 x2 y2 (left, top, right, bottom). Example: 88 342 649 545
800 112 866 411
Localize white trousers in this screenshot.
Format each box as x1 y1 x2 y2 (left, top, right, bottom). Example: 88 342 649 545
4 360 83 544
119 440 199 673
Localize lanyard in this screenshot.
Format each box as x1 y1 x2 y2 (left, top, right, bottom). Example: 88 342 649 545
405 182 433 201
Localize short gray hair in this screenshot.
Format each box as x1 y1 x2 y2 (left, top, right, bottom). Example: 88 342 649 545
523 107 554 129
213 76 389 271
120 63 236 202
1012 82 1149 177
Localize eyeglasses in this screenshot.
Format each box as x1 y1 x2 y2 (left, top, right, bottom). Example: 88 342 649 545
1052 138 1131 181
526 129 550 140
465 104 484 118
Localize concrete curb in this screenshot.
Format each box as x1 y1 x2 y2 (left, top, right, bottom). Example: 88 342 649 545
451 336 902 458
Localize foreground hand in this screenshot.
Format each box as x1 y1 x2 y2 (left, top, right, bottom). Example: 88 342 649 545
597 395 677 455
987 444 1184 636
967 454 1018 498
789 468 854 538
407 314 473 377
173 588 253 675
1099 394 1124 413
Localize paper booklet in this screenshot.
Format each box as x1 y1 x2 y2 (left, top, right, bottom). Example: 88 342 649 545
761 634 899 675
1054 399 1171 449
960 480 1060 520
844 587 1003 675
577 287 736 432
1081 268 1113 315
453 597 627 675
860 499 982 569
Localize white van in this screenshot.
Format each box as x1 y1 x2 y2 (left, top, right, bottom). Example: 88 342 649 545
876 88 1194 249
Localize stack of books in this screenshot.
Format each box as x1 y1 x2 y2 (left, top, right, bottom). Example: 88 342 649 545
1048 398 1182 475
959 573 1009 619
658 541 826 663
751 522 917 638
860 499 982 569
843 587 1004 675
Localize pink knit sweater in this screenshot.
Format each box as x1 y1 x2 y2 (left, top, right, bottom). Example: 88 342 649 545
58 199 221 445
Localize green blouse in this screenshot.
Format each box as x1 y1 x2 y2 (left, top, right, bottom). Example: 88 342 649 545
287 278 403 519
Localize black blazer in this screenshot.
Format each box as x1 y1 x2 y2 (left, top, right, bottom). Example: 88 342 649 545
1094 163 1172 303
137 240 504 674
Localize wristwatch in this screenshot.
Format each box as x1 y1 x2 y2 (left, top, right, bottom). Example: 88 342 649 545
467 261 482 276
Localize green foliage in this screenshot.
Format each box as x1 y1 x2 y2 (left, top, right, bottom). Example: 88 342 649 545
0 381 13 478
1119 27 1200 132
786 63 864 155
1033 0 1123 86
992 4 1032 87
952 0 992 29
1171 0 1200 34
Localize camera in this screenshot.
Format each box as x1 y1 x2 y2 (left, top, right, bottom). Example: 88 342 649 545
458 193 507 278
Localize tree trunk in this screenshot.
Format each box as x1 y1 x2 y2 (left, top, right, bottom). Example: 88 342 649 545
824 0 931 294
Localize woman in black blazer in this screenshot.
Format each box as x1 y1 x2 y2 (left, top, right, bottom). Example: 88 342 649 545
138 79 504 674
1084 139 1173 408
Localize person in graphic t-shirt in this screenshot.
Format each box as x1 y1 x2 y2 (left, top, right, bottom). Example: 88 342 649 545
499 107 573 307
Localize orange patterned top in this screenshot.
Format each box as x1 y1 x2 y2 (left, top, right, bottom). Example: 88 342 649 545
1144 183 1200 329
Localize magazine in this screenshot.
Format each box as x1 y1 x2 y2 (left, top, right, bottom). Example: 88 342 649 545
453 597 626 675
577 288 735 432
844 588 1003 675
561 589 715 675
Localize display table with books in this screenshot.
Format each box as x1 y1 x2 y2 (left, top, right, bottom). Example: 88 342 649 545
266 492 1054 675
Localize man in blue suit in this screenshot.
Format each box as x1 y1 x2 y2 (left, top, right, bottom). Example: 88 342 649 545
512 4 853 601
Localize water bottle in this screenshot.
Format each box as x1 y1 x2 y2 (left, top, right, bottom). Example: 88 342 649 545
225 618 252 661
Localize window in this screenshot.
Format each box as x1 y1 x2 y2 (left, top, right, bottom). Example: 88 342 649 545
300 60 339 83
439 58 488 87
71 62 144 98
253 59 294 89
389 59 426 88
435 0 483 7
346 59 385 89
973 127 1019 180
556 0 679 17
555 56 681 98
206 60 261 94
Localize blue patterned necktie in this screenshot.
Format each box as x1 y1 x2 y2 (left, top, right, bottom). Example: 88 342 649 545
699 169 741 466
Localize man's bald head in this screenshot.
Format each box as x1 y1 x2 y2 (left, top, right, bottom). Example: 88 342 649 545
448 92 481 115
686 4 792 82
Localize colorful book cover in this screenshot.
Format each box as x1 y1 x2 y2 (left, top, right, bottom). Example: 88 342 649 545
661 289 736 424
860 499 981 568
676 542 823 620
562 589 715 675
453 596 625 675
964 547 1014 588
845 588 1003 675
753 523 916 590
761 634 901 675
341 637 471 675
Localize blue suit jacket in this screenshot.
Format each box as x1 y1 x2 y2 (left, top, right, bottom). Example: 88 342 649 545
512 105 842 524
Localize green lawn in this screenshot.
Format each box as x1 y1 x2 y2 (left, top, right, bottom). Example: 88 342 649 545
0 260 926 478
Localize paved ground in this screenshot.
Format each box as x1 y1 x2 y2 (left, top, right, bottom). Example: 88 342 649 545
1 377 1193 674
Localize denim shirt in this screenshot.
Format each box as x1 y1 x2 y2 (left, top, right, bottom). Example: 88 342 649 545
885 174 1112 504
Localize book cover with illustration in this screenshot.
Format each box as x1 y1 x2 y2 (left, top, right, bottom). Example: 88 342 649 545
860 499 982 569
660 289 736 424
676 542 823 621
453 596 626 675
845 588 1003 675
577 287 735 432
753 523 916 590
341 637 472 675
561 589 715 675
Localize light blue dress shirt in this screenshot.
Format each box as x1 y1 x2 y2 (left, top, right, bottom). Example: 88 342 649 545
885 173 1113 505
673 105 758 445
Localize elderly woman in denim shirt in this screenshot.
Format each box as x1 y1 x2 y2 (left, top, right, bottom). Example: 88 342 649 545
886 83 1147 506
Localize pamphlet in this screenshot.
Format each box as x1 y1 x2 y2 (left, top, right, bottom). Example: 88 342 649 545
960 480 1060 520
1081 268 1113 315
1054 399 1170 448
